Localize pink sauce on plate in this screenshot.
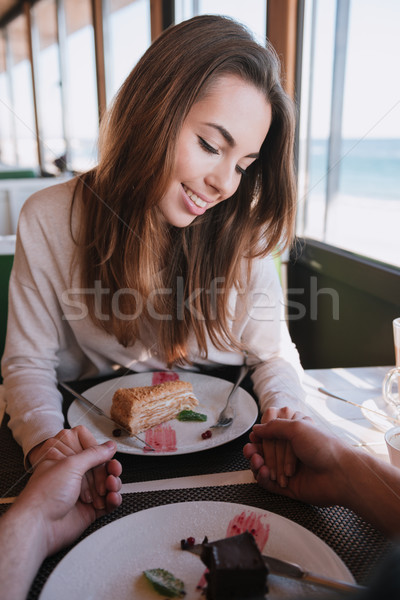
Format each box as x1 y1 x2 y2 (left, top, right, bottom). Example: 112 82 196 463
142 372 180 453
144 424 177 453
151 371 180 385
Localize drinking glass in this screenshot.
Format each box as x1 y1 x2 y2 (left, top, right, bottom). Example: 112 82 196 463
382 318 400 411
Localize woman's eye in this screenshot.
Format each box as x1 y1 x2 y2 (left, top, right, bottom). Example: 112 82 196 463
198 136 247 176
198 136 219 155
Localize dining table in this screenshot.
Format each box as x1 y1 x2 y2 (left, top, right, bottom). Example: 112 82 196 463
0 364 396 599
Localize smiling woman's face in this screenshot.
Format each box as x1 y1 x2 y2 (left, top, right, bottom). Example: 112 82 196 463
158 74 272 228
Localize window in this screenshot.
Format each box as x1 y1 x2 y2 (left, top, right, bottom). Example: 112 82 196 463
298 0 400 268
7 14 37 168
103 0 151 104
175 0 267 43
0 31 16 165
63 0 98 172
31 0 66 174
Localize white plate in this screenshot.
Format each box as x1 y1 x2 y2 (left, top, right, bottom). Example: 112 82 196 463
361 395 400 432
40 501 354 599
67 372 258 455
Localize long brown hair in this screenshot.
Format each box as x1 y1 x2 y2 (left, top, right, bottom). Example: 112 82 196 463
73 15 296 366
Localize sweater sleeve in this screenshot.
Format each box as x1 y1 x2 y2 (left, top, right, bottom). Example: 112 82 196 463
1 194 68 461
238 256 306 413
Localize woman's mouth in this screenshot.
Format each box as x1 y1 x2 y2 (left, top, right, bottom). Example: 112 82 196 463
182 184 207 208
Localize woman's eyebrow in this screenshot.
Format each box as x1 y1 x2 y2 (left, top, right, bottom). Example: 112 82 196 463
204 122 260 159
205 122 235 146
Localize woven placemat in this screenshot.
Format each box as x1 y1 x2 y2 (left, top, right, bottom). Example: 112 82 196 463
24 483 392 599
0 416 30 497
0 367 257 497
0 411 252 497
1 370 392 597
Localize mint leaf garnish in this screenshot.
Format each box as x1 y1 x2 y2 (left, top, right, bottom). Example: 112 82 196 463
177 410 207 422
143 568 185 597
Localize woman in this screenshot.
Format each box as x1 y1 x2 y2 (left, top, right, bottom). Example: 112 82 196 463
2 15 306 497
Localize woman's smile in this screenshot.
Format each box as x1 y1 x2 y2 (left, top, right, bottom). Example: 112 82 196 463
182 184 209 209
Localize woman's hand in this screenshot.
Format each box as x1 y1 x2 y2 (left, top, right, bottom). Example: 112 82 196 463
244 407 312 488
27 426 119 510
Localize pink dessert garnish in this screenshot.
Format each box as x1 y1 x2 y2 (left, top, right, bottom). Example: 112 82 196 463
225 511 270 550
151 371 180 385
144 424 177 453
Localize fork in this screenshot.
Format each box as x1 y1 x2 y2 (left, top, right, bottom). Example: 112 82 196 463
210 365 249 428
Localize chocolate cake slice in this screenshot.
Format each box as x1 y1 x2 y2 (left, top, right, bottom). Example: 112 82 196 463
200 531 269 599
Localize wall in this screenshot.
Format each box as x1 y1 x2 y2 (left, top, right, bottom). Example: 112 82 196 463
287 238 400 369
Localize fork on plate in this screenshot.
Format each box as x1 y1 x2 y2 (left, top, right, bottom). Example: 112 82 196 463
210 365 249 429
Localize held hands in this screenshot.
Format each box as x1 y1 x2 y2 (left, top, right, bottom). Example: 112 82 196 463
243 418 350 506
28 425 115 510
16 439 122 557
254 407 312 489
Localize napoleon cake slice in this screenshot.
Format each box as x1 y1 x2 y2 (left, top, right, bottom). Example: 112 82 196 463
110 380 199 435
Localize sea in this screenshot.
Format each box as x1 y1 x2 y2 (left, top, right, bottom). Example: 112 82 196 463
307 138 400 201
300 137 400 267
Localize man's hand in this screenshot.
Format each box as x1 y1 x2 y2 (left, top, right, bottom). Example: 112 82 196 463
28 425 114 510
0 439 122 600
252 407 312 488
244 418 350 505
19 439 122 555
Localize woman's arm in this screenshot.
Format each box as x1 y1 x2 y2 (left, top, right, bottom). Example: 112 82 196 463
1 190 116 509
1 189 73 459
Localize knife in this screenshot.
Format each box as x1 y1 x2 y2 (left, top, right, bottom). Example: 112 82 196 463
60 382 155 451
318 387 400 426
262 554 364 594
184 542 364 594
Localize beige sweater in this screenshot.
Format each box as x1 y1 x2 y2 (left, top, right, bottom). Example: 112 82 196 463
1 179 305 459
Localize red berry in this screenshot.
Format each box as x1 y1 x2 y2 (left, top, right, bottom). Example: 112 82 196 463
201 430 212 439
181 536 195 550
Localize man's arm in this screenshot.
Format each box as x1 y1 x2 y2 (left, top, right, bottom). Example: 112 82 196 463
244 419 400 536
0 440 122 600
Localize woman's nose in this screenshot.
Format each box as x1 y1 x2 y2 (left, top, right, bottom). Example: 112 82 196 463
205 161 239 199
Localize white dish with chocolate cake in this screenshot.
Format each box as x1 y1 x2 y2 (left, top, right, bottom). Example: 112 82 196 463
40 501 354 600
